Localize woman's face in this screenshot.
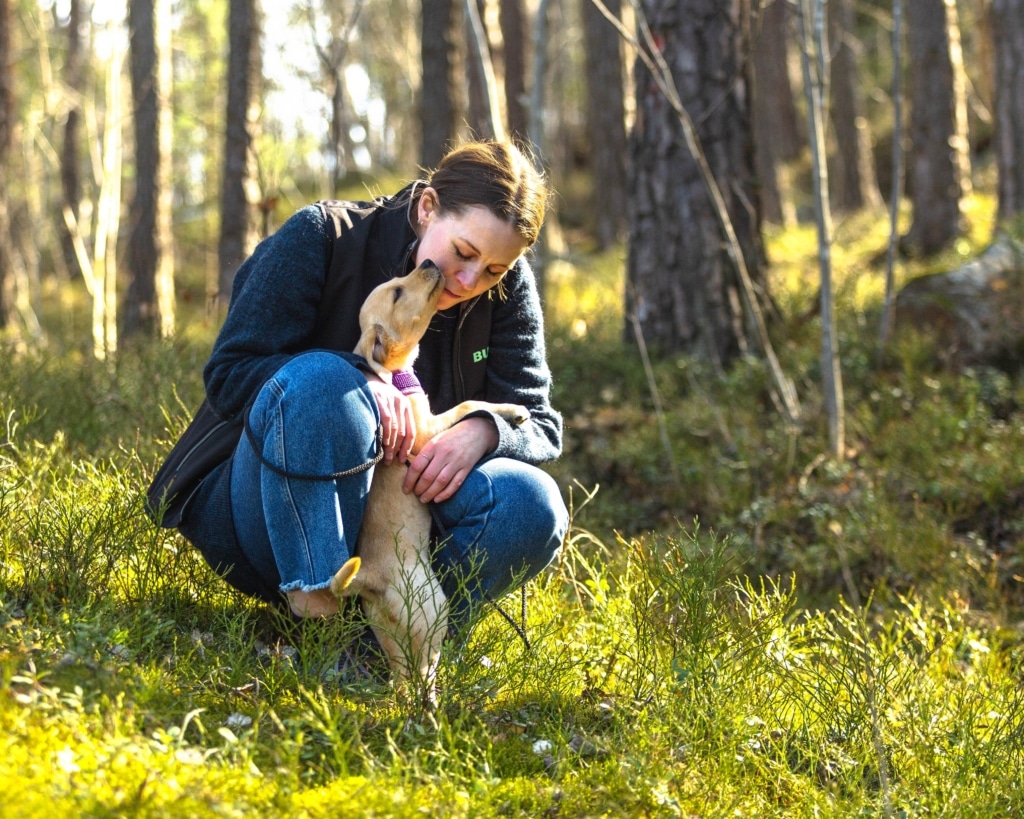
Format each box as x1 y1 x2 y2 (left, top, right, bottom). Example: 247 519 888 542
415 188 527 311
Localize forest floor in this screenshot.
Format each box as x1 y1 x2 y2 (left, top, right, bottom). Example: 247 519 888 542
2 192 1023 816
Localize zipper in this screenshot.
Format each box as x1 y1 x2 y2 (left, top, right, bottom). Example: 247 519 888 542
453 296 480 403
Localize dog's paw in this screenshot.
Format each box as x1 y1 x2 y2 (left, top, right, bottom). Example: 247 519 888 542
496 404 530 426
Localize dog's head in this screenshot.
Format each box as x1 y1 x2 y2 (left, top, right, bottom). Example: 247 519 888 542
355 260 445 376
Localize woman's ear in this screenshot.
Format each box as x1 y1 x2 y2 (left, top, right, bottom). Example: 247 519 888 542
418 187 438 224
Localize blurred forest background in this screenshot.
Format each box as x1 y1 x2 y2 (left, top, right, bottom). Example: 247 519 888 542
3 0 1024 612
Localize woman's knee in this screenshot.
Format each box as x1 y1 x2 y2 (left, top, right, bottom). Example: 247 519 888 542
251 352 377 433
522 470 568 566
482 462 567 569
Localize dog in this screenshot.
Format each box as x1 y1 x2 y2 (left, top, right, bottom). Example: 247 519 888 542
329 260 529 703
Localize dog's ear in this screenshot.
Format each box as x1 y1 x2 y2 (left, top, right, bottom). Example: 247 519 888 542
372 324 390 365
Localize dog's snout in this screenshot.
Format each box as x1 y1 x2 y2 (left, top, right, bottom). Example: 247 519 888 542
418 259 444 293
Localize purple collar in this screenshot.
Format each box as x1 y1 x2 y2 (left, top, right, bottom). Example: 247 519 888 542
391 368 424 396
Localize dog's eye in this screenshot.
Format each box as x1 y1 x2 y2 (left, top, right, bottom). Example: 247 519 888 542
392 286 403 303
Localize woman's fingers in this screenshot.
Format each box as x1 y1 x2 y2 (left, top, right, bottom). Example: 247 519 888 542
405 448 466 503
368 381 415 464
403 419 495 501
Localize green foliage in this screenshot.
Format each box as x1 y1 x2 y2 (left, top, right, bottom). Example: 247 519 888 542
3 201 1024 814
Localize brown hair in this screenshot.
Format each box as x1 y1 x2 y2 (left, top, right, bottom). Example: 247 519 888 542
425 140 548 246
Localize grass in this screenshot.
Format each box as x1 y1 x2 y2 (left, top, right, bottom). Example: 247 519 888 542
2 196 1024 816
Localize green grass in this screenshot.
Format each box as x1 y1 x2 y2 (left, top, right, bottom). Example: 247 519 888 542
2 198 1024 815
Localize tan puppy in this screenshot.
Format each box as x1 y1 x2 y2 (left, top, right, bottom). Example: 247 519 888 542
330 260 528 702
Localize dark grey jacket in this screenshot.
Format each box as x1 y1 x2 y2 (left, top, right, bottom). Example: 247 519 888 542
177 185 562 600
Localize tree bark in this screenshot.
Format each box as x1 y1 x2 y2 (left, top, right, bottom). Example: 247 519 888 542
499 0 529 141
0 0 13 330
60 0 86 281
797 0 844 460
991 0 1024 223
421 0 460 167
218 0 262 307
126 0 174 339
627 0 766 366
828 0 882 213
751 0 802 226
306 0 362 188
154 0 175 338
584 0 628 249
126 0 159 337
904 0 969 255
463 0 502 139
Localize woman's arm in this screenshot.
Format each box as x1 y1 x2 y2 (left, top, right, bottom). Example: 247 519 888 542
202 206 335 420
477 259 563 464
402 260 561 502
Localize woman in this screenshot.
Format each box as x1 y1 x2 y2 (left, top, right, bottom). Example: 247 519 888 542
169 139 567 639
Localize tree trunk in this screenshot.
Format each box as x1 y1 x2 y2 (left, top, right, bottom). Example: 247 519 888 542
627 0 766 365
751 0 802 226
463 0 502 139
306 3 360 188
126 0 159 337
92 39 125 361
828 0 882 213
991 0 1024 224
499 0 529 141
797 0 844 460
0 0 11 330
528 0 555 296
126 0 175 339
421 0 460 166
60 0 86 281
904 0 969 255
154 0 175 338
584 0 628 249
218 0 262 307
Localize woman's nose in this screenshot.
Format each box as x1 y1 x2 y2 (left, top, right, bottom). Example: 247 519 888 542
454 266 481 291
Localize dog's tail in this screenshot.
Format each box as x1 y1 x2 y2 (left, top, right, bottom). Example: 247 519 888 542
329 556 362 597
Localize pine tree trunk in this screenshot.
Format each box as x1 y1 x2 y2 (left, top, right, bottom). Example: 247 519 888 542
751 0 802 226
499 0 529 141
584 0 628 249
627 0 765 365
126 0 174 339
828 0 882 213
154 0 175 338
218 0 261 306
904 0 969 255
421 0 460 166
0 0 11 329
992 0 1024 223
126 0 159 337
60 0 85 281
463 0 502 139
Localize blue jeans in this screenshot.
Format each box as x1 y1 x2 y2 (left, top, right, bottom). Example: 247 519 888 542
229 352 567 623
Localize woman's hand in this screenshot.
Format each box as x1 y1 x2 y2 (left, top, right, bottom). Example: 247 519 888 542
365 376 416 466
403 416 498 503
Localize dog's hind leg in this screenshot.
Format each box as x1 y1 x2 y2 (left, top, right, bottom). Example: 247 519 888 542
363 560 447 705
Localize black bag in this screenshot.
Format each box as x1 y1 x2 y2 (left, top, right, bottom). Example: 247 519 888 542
146 399 243 528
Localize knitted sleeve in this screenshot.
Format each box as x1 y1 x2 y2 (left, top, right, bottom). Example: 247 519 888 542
477 260 563 465
202 205 362 419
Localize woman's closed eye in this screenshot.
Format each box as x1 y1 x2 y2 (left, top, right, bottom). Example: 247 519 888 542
454 246 506 278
